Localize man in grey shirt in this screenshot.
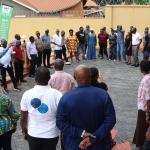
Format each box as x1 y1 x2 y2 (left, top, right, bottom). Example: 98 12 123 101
42 29 51 68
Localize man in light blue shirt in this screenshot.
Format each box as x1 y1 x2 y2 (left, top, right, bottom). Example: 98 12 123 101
42 29 51 68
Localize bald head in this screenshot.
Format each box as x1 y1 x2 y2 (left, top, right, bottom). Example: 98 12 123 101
74 65 91 85
54 59 64 71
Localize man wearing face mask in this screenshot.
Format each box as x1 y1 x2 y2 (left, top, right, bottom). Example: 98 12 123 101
143 27 150 60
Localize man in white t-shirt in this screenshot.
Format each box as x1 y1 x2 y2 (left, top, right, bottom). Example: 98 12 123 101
132 27 142 67
20 67 62 150
52 29 62 59
26 36 38 77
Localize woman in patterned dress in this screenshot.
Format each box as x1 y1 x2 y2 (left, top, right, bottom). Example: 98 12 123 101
66 29 79 62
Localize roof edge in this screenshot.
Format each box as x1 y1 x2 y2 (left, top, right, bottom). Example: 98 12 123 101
39 0 82 12
58 0 82 12
12 0 39 13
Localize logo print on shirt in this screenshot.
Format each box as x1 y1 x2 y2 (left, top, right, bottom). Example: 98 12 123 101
31 98 41 108
31 98 48 114
38 103 48 114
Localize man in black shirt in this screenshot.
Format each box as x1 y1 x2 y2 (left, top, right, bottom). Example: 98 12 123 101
143 27 150 60
76 27 86 60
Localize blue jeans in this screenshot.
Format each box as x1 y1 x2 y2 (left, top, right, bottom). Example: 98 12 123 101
143 141 150 150
117 42 125 61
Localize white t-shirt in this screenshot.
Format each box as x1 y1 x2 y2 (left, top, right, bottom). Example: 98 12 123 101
0 47 13 68
26 42 38 60
20 85 62 138
132 32 142 45
53 34 62 50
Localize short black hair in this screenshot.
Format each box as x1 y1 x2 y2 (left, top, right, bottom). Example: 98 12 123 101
140 60 150 74
79 26 83 30
35 67 50 85
90 67 99 83
15 34 21 40
69 29 73 32
29 36 34 42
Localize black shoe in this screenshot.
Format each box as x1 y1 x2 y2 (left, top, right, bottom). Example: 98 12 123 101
135 64 139 67
21 80 27 83
131 64 136 66
29 75 35 78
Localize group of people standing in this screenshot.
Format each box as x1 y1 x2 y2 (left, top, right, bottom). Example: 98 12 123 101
20 59 115 150
26 25 150 78
0 35 27 93
98 25 150 67
1 25 149 89
19 59 150 150
1 24 150 150
25 26 92 77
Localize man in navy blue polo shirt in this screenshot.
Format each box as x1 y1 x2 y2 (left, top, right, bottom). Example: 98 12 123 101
56 65 116 150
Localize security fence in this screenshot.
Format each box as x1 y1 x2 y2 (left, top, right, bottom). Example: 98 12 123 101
13 7 105 18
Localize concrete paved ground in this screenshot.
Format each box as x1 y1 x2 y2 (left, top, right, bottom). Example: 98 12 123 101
10 58 141 150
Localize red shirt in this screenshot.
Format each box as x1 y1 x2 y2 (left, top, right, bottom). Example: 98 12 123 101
13 46 24 63
98 32 109 45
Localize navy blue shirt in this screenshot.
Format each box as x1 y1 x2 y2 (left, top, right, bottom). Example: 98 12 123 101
144 33 150 52
56 85 116 150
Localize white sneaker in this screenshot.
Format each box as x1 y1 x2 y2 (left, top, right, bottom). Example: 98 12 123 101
14 87 21 91
65 62 71 65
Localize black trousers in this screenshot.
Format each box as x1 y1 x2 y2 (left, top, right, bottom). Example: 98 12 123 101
99 43 108 58
28 135 59 150
43 49 51 67
0 131 12 150
62 45 68 62
1 65 17 89
29 55 38 77
37 51 43 67
55 50 62 59
14 60 24 83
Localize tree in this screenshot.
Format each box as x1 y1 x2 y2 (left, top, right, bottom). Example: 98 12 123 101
94 0 148 5
134 0 147 4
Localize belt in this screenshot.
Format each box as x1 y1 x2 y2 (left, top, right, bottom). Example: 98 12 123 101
132 45 138 46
